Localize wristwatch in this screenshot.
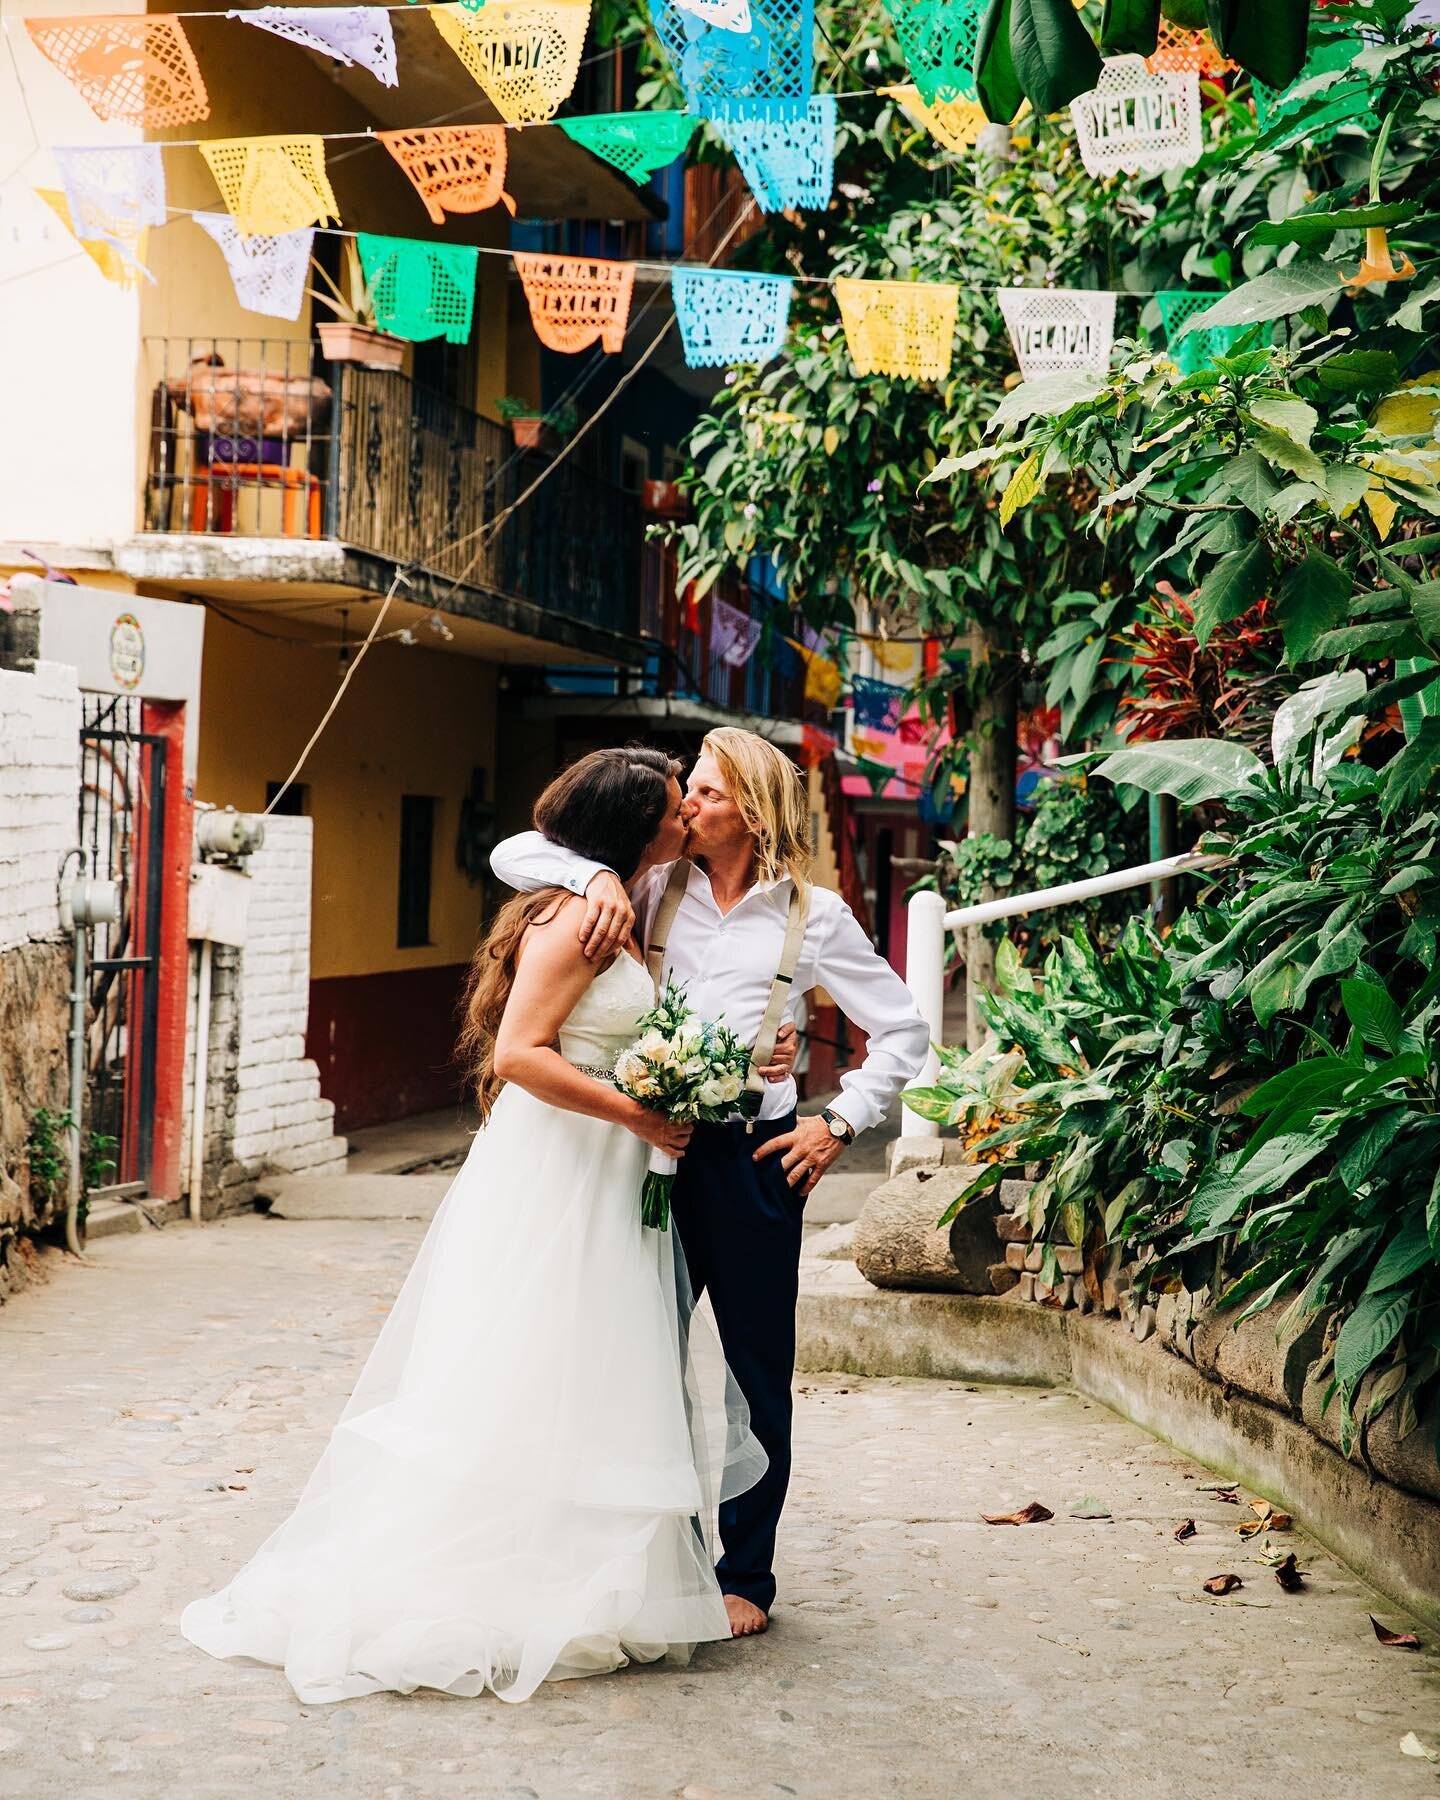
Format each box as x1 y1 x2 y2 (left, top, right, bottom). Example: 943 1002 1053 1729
820 1108 855 1144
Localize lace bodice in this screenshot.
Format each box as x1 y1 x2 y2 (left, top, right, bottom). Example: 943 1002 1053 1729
558 953 653 1069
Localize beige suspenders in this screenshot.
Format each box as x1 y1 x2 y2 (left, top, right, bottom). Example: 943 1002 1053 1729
645 859 811 1125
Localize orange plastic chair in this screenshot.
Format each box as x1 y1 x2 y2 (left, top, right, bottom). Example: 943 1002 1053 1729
189 461 322 537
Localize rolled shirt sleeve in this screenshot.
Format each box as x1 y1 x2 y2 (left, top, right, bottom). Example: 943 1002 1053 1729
489 830 611 898
810 895 932 1137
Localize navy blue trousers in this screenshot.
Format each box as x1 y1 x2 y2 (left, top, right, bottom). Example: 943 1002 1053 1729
670 1110 803 1615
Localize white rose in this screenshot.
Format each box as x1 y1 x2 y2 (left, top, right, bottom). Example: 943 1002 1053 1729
614 1050 643 1088
717 1072 744 1103
637 1028 667 1055
696 1077 726 1108
682 1055 708 1078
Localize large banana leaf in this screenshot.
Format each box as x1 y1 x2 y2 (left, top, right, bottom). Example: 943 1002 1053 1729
1092 737 1268 805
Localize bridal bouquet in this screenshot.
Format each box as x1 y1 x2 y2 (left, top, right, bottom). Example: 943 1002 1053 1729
612 980 751 1230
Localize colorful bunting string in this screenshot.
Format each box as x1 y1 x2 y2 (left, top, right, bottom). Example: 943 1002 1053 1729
1069 56 1201 179
710 596 762 666
378 127 514 224
795 640 842 708
558 111 697 182
880 84 988 153
1145 22 1233 77
996 287 1115 379
230 8 397 86
356 234 479 343
429 0 590 125
53 145 165 282
799 723 837 767
851 672 907 732
35 187 150 288
834 278 958 381
1155 290 1246 376
196 212 313 321
672 267 793 368
25 14 210 128
717 95 835 213
513 252 635 353
199 136 340 237
882 0 983 106
654 0 813 117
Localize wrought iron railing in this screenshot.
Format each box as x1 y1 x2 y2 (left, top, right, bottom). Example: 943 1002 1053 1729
141 337 642 639
639 539 806 716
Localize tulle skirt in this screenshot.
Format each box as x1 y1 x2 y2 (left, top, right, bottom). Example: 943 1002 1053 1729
180 1083 767 1703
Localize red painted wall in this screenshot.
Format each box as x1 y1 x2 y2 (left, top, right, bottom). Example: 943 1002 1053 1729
306 963 471 1131
141 701 192 1201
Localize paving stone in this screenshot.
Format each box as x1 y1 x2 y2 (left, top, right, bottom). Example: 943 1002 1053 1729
61 1573 137 1603
64 1608 114 1624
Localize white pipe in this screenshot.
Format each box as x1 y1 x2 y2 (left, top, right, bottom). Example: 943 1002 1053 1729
941 852 1227 932
188 938 212 1224
901 889 947 1138
64 904 86 1257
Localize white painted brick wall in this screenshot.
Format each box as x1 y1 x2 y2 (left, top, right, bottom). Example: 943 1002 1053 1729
228 816 346 1178
0 661 80 953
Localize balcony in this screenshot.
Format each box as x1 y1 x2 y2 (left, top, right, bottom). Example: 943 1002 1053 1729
139 336 641 644
639 542 806 719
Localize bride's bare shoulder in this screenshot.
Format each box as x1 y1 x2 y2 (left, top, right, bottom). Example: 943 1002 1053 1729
517 893 593 971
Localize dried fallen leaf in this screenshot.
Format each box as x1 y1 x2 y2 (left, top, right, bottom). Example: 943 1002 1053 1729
1249 1499 1271 1517
1237 1517 1267 1538
1267 1512 1292 1531
1203 1574 1242 1595
1174 1519 1197 1542
1212 1488 1241 1505
1274 1553 1305 1592
981 1501 1054 1526
1371 1616 1422 1650
1067 1496 1112 1520
1400 1732 1438 1762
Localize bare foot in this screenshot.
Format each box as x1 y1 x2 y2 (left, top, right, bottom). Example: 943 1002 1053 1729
724 1594 768 1637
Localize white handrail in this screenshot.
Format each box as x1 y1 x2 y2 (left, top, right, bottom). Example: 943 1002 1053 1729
900 851 1227 1137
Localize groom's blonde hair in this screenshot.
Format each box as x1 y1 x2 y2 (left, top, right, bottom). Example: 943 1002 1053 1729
701 728 813 886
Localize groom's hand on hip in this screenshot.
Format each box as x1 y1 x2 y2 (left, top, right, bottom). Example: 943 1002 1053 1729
753 1114 846 1197
580 872 635 962
758 1020 799 1083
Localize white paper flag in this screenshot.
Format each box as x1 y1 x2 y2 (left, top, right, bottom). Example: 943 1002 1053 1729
1070 55 1201 179
230 7 398 86
195 212 314 321
996 287 1116 379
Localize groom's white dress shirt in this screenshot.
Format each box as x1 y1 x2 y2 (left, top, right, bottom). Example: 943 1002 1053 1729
489 833 931 1136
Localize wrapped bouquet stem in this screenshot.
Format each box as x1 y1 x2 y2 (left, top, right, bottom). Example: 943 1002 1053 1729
613 981 751 1230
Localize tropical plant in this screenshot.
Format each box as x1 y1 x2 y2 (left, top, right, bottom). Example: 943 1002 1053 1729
914 674 1440 1452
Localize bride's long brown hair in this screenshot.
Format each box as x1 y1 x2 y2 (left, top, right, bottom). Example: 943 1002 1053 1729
458 746 682 1118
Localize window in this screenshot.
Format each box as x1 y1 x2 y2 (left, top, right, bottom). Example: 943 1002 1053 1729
397 795 436 948
265 780 308 816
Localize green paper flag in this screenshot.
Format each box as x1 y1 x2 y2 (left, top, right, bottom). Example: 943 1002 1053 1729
885 0 985 106
356 233 478 345
558 112 697 182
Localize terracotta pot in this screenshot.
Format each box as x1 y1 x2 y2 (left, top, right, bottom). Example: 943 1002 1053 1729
317 321 406 372
641 478 688 517
510 416 556 452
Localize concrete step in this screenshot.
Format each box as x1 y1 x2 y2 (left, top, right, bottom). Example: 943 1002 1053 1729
254 1171 452 1221
804 1168 876 1226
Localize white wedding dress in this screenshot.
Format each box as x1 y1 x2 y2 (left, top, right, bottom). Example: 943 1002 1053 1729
181 953 766 1704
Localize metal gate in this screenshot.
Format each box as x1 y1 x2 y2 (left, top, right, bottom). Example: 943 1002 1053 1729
78 695 167 1194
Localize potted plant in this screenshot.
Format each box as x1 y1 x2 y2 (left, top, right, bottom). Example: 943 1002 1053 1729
308 245 406 373
494 395 578 452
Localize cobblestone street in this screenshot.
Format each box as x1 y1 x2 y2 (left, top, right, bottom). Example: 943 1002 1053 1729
2 1212 1438 1800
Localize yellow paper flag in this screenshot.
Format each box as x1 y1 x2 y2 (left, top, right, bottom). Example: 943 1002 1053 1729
430 0 590 125
36 187 148 288
879 85 988 154
199 136 340 238
834 278 959 382
795 641 843 709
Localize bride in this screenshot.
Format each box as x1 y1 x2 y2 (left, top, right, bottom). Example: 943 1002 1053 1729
181 747 767 1704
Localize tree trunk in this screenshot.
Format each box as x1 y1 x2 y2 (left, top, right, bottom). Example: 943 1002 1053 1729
963 624 1019 1049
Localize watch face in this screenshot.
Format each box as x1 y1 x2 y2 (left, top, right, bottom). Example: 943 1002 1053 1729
827 1114 846 1137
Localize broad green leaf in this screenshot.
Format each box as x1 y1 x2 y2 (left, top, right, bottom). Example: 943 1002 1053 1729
1251 959 1304 1027
974 0 1024 122
1223 448 1280 517
1188 1130 1334 1238
1393 274 1440 335
1313 350 1400 395
1249 425 1325 484
1068 634 1108 711
1323 465 1372 513
1333 1289 1408 1393
1428 1165 1440 1260
898 1086 961 1124
1193 540 1273 647
988 370 1104 429
1412 580 1440 644
1396 658 1440 741
1246 203 1416 253
1205 0 1308 86
1276 552 1353 662
1271 669 1366 770
1092 736 1267 804
1172 262 1345 340
1340 979 1403 1055
1010 0 1103 113
1367 1215 1432 1292
1100 0 1160 53
1248 394 1317 445
1381 716 1440 820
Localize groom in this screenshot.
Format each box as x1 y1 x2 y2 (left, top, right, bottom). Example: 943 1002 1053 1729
491 727 930 1636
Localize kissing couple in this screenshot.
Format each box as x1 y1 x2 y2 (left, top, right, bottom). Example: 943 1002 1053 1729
182 728 929 1703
